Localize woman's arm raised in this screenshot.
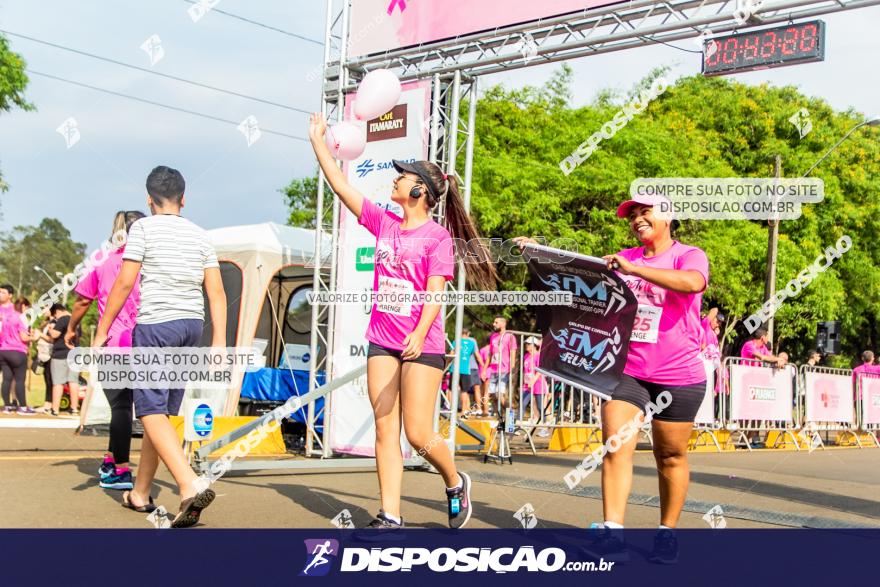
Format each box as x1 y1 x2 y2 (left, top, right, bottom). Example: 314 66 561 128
308 113 365 219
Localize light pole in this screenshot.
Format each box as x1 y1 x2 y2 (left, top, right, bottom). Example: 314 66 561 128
33 265 57 285
763 115 880 341
802 115 880 178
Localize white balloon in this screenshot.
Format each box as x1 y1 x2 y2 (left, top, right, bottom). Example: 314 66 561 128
325 121 366 161
353 69 402 121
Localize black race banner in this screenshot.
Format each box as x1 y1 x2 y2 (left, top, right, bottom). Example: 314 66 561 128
524 244 638 399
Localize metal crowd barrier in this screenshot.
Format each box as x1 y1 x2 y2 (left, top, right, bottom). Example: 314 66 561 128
855 372 880 448
722 357 801 451
799 365 860 449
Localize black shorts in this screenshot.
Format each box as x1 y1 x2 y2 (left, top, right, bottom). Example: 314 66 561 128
367 343 446 371
608 374 706 423
457 373 473 392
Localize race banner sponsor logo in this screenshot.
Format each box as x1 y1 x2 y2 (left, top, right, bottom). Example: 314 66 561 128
523 244 637 399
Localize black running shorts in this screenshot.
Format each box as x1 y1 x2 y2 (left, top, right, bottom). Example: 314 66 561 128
367 343 446 371
608 374 706 422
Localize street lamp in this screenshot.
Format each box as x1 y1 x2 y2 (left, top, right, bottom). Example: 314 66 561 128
802 115 880 177
33 265 58 285
764 115 879 340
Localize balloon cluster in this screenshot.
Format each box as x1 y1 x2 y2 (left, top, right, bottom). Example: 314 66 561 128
325 69 401 161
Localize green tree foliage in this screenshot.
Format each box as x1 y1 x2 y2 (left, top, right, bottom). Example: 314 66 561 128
280 172 336 229
284 65 880 365
0 33 34 194
0 218 87 301
470 66 878 364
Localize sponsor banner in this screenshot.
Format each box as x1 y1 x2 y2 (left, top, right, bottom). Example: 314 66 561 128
804 372 854 424
349 0 626 58
329 81 430 456
367 104 407 142
728 364 794 422
523 244 637 399
859 374 880 425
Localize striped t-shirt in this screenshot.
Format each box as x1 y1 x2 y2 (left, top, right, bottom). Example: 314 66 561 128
122 214 219 324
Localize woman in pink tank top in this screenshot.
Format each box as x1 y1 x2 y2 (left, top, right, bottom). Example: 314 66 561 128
309 113 497 531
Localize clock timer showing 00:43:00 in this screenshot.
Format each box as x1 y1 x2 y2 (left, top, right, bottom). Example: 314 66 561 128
703 21 826 76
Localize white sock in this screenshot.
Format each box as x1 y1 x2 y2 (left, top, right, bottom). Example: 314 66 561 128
446 475 463 492
382 512 402 525
603 521 624 530
659 525 674 531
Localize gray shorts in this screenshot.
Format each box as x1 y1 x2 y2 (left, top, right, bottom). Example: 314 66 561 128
50 358 79 385
132 319 204 418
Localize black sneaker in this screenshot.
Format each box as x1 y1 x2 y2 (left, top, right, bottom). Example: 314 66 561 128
446 472 472 529
648 529 679 564
582 527 630 563
353 511 406 542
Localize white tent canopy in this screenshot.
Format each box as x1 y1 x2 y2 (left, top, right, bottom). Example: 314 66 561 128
83 221 328 425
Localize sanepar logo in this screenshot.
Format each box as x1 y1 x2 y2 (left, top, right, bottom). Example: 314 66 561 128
340 546 566 573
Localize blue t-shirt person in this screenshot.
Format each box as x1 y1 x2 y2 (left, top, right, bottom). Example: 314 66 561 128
447 335 478 375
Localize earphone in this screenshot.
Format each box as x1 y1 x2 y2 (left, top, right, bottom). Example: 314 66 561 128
409 184 422 199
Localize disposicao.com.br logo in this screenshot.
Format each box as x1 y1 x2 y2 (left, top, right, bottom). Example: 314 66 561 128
300 541 615 574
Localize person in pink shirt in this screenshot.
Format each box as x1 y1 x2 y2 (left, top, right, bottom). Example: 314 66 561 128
488 316 517 414
740 329 785 367
478 343 493 416
516 193 709 562
0 289 39 414
521 336 547 422
309 113 497 531
66 210 145 490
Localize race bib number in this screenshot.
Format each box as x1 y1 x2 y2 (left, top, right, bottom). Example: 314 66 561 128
630 304 662 343
375 276 414 317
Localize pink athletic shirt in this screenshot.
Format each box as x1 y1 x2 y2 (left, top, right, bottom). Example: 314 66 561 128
489 331 518 374
480 345 493 378
358 198 454 354
74 246 141 348
523 350 547 395
617 241 709 385
740 339 770 365
0 304 28 353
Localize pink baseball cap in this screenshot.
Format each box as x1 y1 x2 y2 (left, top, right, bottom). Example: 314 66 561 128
616 192 673 219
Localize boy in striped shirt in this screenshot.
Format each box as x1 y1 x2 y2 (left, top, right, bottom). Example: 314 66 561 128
95 165 227 528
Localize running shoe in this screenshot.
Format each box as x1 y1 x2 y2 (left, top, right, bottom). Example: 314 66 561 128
353 511 406 542
100 469 134 490
17 407 36 416
3 405 16 414
582 527 630 563
446 472 472 529
648 529 679 565
98 457 116 479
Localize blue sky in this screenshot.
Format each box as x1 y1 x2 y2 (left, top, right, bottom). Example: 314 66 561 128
1 1 878 252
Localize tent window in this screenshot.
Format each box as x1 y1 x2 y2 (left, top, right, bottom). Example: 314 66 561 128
286 285 312 335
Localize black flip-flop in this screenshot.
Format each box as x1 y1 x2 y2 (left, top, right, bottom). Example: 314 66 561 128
121 491 157 513
171 488 216 529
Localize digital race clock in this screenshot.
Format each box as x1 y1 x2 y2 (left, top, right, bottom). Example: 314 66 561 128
702 20 825 76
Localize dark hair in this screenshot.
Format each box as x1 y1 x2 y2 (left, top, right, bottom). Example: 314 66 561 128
753 328 767 340
416 161 498 291
50 303 67 315
0 284 14 295
14 297 30 313
670 219 681 235
146 165 186 205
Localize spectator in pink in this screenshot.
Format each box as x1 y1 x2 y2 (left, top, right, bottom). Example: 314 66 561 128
478 343 492 416
1 287 39 414
740 329 785 367
521 336 547 423
852 351 877 399
488 316 517 411
66 210 145 491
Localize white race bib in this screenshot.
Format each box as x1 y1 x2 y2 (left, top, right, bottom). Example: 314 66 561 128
375 276 414 317
630 304 662 344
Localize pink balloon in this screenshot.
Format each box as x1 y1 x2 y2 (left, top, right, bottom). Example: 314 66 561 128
325 121 366 161
353 69 402 121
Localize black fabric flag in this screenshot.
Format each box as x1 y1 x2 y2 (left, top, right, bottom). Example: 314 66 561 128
524 244 638 399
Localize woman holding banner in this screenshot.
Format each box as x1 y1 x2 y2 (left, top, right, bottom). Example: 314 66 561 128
518 192 707 563
308 113 497 531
